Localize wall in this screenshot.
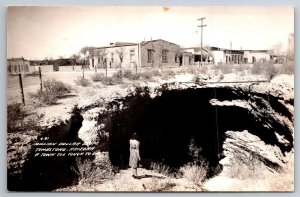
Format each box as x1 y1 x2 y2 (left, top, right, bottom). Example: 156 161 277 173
244 51 271 63
7 59 31 74
140 40 180 67
89 45 139 69
212 51 224 65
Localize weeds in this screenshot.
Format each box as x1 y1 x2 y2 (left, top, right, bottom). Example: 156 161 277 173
75 77 91 87
72 156 115 186
7 103 43 132
29 78 71 105
278 61 294 75
179 161 208 186
145 178 176 192
91 73 105 82
150 162 172 176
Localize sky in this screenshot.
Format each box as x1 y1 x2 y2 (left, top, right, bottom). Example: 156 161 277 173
7 6 294 60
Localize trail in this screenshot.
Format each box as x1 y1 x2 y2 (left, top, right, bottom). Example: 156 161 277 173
69 168 202 192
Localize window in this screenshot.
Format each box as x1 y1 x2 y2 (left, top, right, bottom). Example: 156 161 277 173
111 52 114 63
130 49 135 56
162 49 167 63
147 49 153 62
175 56 178 63
98 58 100 63
130 49 135 62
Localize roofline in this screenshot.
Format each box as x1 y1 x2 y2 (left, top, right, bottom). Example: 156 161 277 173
94 43 138 49
140 39 179 46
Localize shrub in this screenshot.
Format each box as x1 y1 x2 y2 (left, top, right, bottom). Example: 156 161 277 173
75 77 91 87
150 162 172 176
278 61 294 75
72 155 115 186
161 69 175 79
91 73 105 82
144 178 176 192
113 70 123 79
101 76 123 85
29 78 71 105
7 103 43 132
218 64 233 74
179 161 208 186
251 61 278 78
183 66 199 75
123 69 133 79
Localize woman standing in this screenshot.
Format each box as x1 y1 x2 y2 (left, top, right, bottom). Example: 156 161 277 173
129 133 141 179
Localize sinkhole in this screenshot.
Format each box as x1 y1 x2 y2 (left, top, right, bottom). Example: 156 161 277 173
106 86 293 175
7 107 87 191
8 85 294 191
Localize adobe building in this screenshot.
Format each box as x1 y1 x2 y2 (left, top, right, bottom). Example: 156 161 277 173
7 57 32 74
88 39 182 69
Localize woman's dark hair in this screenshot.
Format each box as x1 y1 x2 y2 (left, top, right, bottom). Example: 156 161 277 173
131 133 138 140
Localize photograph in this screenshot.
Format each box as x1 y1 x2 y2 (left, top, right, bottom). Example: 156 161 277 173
6 6 294 192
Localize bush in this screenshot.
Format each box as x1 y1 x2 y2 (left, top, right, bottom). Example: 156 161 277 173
179 161 208 186
219 64 233 74
91 73 105 82
7 103 43 132
72 154 115 186
150 162 172 176
75 77 91 87
123 69 133 79
29 78 72 105
112 70 123 79
161 69 175 79
278 61 294 75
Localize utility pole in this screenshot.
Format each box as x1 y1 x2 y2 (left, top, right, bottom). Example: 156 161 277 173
198 17 207 66
230 41 232 63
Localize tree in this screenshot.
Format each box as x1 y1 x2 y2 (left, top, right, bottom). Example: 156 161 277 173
80 46 90 67
80 46 90 78
270 42 283 56
71 54 80 71
116 47 125 69
94 48 107 73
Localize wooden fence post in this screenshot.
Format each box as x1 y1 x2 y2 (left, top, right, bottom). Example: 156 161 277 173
82 64 85 79
105 64 108 78
39 67 42 92
18 73 25 105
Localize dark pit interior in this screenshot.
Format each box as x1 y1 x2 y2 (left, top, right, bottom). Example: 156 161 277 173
107 87 293 175
7 107 87 191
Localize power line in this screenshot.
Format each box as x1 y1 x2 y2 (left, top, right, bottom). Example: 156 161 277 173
197 17 207 65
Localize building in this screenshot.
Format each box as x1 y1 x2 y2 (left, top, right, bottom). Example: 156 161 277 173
89 42 140 69
88 39 181 69
7 57 31 74
243 50 271 63
287 33 294 61
140 39 180 67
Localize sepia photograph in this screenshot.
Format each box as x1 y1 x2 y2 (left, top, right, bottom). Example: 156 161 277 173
7 6 294 192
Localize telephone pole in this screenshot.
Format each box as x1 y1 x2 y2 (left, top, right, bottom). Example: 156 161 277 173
198 17 207 66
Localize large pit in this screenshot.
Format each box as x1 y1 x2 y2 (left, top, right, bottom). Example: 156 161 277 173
8 83 294 191
106 86 293 173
